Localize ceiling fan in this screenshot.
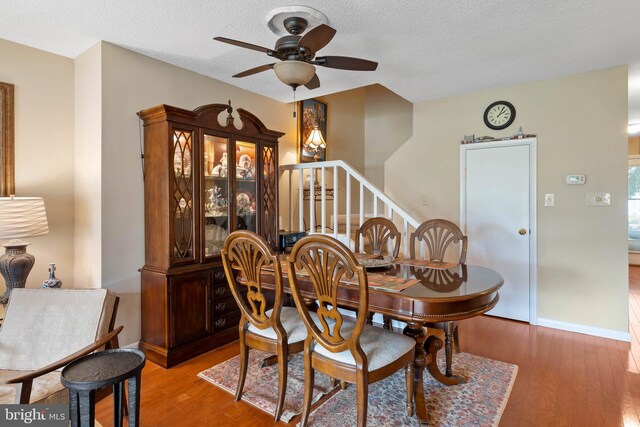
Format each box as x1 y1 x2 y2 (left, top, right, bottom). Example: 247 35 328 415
214 17 378 91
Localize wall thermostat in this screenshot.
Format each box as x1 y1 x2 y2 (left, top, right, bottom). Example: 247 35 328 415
565 175 586 185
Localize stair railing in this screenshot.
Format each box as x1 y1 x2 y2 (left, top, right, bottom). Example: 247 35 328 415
280 160 421 255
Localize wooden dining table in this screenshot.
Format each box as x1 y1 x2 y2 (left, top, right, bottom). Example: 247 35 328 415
259 256 503 425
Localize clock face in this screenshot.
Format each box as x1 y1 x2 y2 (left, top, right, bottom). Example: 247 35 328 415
484 101 516 130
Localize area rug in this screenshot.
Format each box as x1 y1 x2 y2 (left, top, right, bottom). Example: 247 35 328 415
197 349 334 422
299 352 518 427
199 350 517 426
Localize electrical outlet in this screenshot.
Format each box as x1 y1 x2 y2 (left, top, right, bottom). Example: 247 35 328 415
586 193 610 206
544 194 554 207
421 194 429 206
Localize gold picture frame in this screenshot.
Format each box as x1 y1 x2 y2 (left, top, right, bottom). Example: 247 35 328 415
298 99 327 163
0 82 15 196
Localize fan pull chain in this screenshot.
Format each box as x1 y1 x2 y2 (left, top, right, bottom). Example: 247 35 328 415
292 87 297 118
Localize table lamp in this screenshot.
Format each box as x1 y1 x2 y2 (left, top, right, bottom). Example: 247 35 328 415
0 196 49 303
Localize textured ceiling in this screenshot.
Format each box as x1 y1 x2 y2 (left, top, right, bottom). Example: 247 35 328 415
1 0 640 107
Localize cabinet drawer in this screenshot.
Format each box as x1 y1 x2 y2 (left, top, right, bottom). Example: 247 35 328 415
212 296 239 316
213 310 241 332
212 282 232 299
212 267 226 284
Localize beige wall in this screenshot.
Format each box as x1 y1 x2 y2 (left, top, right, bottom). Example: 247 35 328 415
97 42 296 345
0 39 75 289
364 85 413 188
386 66 629 334
74 43 102 289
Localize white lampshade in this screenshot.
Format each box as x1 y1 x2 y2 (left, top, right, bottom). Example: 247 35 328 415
305 127 326 150
273 61 316 87
0 197 49 240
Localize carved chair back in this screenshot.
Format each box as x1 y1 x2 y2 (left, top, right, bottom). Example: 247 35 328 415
410 219 468 263
222 230 284 333
354 217 401 258
288 235 368 357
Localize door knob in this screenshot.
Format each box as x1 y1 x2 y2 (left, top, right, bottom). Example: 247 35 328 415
518 228 527 235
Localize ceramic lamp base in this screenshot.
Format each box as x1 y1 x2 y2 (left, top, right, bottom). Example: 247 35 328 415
0 242 35 304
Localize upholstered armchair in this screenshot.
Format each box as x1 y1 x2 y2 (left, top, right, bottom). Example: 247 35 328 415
0 288 122 404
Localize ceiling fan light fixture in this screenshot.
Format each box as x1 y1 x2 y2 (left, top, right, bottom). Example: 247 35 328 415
273 61 315 88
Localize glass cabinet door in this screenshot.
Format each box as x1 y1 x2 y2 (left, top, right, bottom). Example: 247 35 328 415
235 141 257 233
203 134 230 257
262 144 278 247
172 128 195 261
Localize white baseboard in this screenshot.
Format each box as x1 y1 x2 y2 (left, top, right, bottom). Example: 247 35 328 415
537 318 630 342
122 341 140 349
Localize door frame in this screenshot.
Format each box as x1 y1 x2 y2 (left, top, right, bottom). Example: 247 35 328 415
459 138 538 324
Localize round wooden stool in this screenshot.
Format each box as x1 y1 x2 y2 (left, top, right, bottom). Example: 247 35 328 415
61 348 146 427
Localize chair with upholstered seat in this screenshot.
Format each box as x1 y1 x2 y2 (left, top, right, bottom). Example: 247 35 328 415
288 234 416 427
410 218 467 376
354 217 401 329
221 230 309 421
0 288 122 404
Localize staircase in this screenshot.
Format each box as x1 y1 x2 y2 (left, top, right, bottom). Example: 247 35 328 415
280 160 421 254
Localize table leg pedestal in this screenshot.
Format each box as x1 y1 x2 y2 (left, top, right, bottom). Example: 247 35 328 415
424 335 460 386
403 321 429 425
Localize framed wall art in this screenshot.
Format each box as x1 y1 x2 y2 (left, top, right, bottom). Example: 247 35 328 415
298 98 327 163
0 82 14 196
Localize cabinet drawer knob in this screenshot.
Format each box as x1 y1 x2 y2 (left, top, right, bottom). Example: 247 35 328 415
215 271 225 280
215 318 227 328
215 287 226 296
215 302 226 311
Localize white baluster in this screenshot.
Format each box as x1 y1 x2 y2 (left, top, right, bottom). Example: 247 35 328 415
298 169 303 233
321 167 326 233
289 170 293 231
309 167 315 234
373 194 378 218
359 183 364 252
346 174 351 247
404 220 409 257
333 165 338 238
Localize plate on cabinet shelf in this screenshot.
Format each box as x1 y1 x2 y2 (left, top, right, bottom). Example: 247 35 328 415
238 154 252 169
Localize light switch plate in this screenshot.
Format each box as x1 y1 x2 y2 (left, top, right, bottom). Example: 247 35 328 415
566 174 586 185
544 194 554 207
586 193 610 206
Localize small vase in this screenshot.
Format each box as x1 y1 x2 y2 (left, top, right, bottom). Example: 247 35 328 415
42 263 62 289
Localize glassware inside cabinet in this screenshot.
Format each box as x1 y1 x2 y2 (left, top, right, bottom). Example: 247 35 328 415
203 134 229 257
235 141 257 233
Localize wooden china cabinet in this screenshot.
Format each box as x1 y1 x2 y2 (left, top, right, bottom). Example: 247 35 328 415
138 102 283 368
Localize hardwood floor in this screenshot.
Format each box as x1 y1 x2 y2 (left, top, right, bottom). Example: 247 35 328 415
96 268 640 426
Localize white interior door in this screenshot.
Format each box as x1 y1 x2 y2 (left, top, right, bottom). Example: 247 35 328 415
461 141 536 322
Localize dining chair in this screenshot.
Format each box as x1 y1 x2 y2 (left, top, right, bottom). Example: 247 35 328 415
354 217 401 258
410 218 468 375
221 230 308 421
288 234 416 427
354 217 401 330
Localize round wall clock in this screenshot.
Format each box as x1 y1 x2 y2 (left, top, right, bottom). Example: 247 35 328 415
483 101 516 130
